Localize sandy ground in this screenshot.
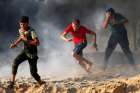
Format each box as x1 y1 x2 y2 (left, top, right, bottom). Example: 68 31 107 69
1 51 140 93
0 69 140 93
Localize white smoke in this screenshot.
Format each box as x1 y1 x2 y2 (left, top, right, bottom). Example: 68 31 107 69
0 0 139 80
36 21 87 79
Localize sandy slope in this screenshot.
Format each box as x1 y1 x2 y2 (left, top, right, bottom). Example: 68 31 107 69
0 74 140 93
0 52 140 93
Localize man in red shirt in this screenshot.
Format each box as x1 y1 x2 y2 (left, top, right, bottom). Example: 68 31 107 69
60 18 97 73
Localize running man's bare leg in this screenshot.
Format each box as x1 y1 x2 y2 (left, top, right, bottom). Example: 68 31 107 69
73 53 92 72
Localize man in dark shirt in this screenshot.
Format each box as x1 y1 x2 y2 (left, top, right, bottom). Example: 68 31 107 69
102 8 136 70
9 16 44 87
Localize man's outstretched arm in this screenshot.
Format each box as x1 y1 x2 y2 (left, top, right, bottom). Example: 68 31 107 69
84 26 97 45
90 31 97 44
91 31 97 50
85 28 97 50
10 37 22 48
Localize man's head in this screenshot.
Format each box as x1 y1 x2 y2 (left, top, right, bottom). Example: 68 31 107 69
106 8 115 17
72 18 80 31
19 16 29 30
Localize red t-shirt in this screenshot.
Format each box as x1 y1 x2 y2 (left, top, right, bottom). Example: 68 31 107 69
64 24 93 44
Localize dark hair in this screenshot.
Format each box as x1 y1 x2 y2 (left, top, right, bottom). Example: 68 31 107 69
73 18 80 24
106 8 115 14
20 16 29 23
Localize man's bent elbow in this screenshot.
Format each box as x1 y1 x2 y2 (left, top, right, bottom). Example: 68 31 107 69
37 41 40 46
34 39 40 46
60 34 67 41
60 34 64 40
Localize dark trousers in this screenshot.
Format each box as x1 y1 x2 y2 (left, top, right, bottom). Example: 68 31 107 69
104 34 135 65
12 51 41 82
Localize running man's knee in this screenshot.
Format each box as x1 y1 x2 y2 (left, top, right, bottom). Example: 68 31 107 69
72 52 78 57
72 52 80 60
12 58 21 74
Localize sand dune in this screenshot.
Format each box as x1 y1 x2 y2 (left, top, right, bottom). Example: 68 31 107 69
0 74 140 93
0 52 140 93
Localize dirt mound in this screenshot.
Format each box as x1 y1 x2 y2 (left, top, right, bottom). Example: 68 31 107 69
0 75 140 93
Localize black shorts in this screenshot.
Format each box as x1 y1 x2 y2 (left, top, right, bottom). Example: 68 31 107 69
73 42 87 56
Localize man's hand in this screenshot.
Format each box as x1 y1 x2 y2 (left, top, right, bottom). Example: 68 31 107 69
10 37 22 49
92 43 98 51
60 32 73 42
105 12 111 19
66 38 73 42
20 35 27 41
10 43 17 48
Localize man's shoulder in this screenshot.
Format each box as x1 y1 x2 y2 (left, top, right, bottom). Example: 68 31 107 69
80 25 86 28
29 27 35 32
116 12 121 15
80 25 88 30
67 23 72 28
115 13 124 18
65 23 73 32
